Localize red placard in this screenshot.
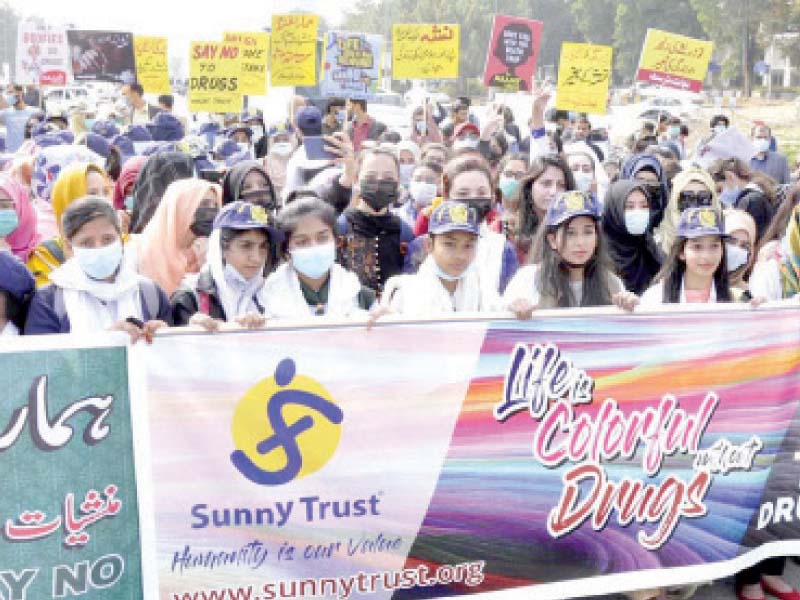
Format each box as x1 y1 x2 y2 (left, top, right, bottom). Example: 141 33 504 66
483 15 543 92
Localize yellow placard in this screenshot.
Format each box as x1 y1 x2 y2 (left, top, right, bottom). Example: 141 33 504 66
392 24 460 80
189 41 243 114
270 14 318 87
636 29 712 92
555 43 613 115
224 31 270 96
133 36 170 94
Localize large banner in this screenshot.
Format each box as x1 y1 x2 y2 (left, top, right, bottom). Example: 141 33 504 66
15 22 71 86
142 307 800 599
270 14 319 87
224 31 270 96
0 336 147 598
321 31 383 100
189 41 243 114
636 28 713 92
556 42 614 115
482 15 543 92
66 30 137 83
133 36 170 94
392 24 460 80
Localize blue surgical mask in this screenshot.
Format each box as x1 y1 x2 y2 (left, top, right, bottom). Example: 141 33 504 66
4 94 17 107
498 176 520 200
0 209 19 236
73 240 123 280
713 124 727 135
434 261 467 282
725 243 749 272
124 196 134 211
85 118 96 130
290 242 336 280
399 163 415 187
415 120 428 135
624 209 650 236
336 109 347 123
720 188 739 206
668 126 681 139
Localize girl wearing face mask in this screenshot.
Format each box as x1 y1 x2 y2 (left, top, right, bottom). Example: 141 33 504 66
654 168 720 255
409 104 442 146
25 197 170 341
396 140 420 190
170 201 277 331
641 207 733 305
264 127 296 200
567 150 597 197
408 156 518 292
394 161 442 230
619 154 668 228
27 163 110 287
504 191 637 316
494 153 529 235
602 180 664 295
722 209 757 301
709 158 776 243
222 161 278 213
337 148 414 295
0 173 40 262
263 196 374 318
135 178 222 296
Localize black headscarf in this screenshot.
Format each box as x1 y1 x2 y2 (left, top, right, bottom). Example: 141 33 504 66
221 160 276 207
602 180 664 296
129 151 194 234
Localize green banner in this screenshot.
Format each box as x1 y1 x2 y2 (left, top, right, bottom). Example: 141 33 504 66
0 340 143 599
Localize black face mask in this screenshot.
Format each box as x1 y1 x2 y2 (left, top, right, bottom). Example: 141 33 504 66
360 179 398 212
190 206 219 237
459 197 493 222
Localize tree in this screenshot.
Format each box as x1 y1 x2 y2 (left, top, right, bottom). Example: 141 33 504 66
568 0 615 45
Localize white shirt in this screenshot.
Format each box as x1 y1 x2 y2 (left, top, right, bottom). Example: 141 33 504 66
749 259 783 301
504 264 625 308
639 278 719 306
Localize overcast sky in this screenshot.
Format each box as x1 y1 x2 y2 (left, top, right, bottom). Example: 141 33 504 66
9 0 357 69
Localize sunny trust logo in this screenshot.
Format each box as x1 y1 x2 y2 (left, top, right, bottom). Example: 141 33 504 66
230 358 344 486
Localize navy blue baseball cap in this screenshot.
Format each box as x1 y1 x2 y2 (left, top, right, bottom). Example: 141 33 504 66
215 139 240 160
147 112 185 142
295 106 322 136
31 121 58 138
56 130 74 144
546 191 602 228
112 134 135 164
92 119 120 139
677 207 729 239
85 133 110 158
34 132 68 148
213 200 280 239
226 123 253 138
429 201 480 236
197 121 220 136
126 124 153 142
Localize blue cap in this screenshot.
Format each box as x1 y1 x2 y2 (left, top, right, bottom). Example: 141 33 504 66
92 120 120 139
295 106 322 136
112 134 135 158
429 201 480 236
125 124 152 142
197 121 220 135
31 122 58 138
56 130 74 144
677 207 729 239
225 149 251 168
85 133 110 158
546 191 601 227
142 141 178 156
213 201 278 235
34 132 67 148
0 252 35 302
268 122 294 138
147 112 185 142
226 123 252 138
215 139 240 160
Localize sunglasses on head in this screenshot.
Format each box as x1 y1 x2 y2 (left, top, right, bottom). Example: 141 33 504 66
678 190 714 212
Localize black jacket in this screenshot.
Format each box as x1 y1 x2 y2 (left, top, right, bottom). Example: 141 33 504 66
170 269 227 325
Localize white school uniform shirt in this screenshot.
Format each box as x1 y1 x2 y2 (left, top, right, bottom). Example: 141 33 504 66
503 264 624 308
476 222 507 293
262 262 366 319
1 321 19 336
748 259 783 301
639 278 719 306
382 255 501 317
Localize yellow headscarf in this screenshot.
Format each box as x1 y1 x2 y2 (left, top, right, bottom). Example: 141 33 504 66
656 168 720 253
52 163 109 235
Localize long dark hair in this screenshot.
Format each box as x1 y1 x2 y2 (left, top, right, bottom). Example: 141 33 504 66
532 217 617 308
655 236 732 303
517 155 575 237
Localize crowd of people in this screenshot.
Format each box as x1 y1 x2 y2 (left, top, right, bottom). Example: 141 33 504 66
0 77 799 597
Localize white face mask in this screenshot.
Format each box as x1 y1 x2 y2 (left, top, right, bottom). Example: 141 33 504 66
270 142 293 157
725 242 749 272
409 181 437 207
624 209 650 236
713 124 727 135
399 163 415 187
454 138 479 150
753 138 770 154
73 240 124 280
250 125 265 144
290 242 336 280
573 171 594 193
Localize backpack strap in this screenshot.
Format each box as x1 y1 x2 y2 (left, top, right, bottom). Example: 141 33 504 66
41 239 66 265
53 286 67 321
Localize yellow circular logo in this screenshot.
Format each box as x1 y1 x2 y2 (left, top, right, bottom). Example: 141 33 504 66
565 192 585 211
230 359 343 486
698 209 716 228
